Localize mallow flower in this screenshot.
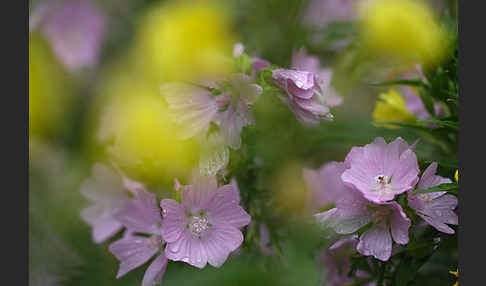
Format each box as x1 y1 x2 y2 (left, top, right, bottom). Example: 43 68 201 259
341 137 420 203
109 188 168 286
272 68 334 126
291 48 343 107
40 0 107 71
160 82 221 141
213 73 262 149
408 162 458 234
161 73 262 175
80 163 133 243
317 186 411 261
160 174 251 268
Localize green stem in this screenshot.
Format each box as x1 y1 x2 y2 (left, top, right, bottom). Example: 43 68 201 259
377 261 386 286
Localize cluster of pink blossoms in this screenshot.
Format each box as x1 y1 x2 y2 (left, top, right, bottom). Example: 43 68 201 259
80 164 251 286
80 43 344 286
160 44 340 176
306 137 458 262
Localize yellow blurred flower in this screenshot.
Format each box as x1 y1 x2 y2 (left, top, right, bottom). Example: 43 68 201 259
361 0 450 66
97 75 200 184
134 0 234 82
29 34 73 138
455 170 458 183
373 89 416 128
271 162 309 213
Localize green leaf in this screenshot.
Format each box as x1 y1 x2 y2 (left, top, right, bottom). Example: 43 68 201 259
374 121 430 131
418 119 458 130
413 183 458 195
418 89 437 117
367 79 425 88
393 254 434 286
422 158 458 169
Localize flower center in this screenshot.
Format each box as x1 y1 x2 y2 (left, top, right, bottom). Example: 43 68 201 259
375 174 388 184
374 174 394 193
188 215 210 237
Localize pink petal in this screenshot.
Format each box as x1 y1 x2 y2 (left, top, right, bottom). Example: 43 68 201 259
322 189 374 234
114 189 162 235
420 195 458 234
109 236 159 278
287 101 321 125
80 163 125 203
303 161 350 210
357 222 392 261
328 235 358 251
390 149 420 192
142 253 168 286
205 185 251 229
182 174 218 214
322 87 343 107
161 82 219 140
294 96 330 116
92 215 124 244
230 73 262 105
291 48 321 73
272 69 315 99
160 199 188 243
200 224 244 267
314 208 338 227
216 103 253 150
252 57 271 73
418 162 452 199
388 202 411 244
164 229 208 268
80 204 124 243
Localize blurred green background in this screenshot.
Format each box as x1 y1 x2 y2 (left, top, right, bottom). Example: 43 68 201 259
29 0 458 285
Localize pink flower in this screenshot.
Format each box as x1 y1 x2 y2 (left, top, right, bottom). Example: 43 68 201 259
214 73 262 149
291 48 343 107
408 163 458 234
162 74 262 175
40 0 107 71
317 187 411 261
80 163 133 243
161 82 221 140
341 137 420 203
272 69 333 125
160 175 251 268
109 189 168 286
162 74 262 150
